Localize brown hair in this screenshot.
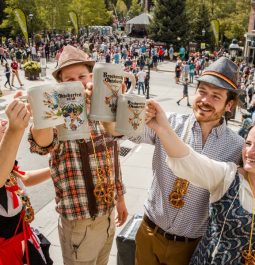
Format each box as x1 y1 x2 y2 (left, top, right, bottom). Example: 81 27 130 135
226 90 239 110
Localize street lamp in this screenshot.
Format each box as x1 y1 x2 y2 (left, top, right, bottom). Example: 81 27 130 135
145 43 152 99
28 13 34 45
229 39 240 61
201 28 206 51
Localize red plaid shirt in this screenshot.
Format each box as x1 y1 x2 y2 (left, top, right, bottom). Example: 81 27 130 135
28 122 125 221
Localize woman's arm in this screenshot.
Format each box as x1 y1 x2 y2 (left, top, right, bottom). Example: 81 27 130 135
0 100 30 187
19 167 51 187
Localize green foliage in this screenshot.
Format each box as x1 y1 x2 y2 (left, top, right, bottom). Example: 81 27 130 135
1 0 111 37
35 0 70 31
0 0 45 36
69 0 110 26
149 0 187 45
186 0 250 45
23 61 41 74
116 0 128 17
185 3 211 45
128 0 142 19
0 1 6 23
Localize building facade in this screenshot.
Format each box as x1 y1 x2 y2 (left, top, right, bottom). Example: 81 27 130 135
244 0 255 65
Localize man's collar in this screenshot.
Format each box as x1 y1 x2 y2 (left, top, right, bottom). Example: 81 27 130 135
191 113 226 137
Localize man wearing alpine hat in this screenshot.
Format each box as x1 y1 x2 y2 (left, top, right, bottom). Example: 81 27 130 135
102 56 245 265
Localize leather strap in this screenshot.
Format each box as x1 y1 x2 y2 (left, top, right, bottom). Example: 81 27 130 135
114 141 119 182
78 140 98 219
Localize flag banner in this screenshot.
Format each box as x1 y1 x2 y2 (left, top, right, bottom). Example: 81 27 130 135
211 19 220 44
14 9 28 43
69 11 79 34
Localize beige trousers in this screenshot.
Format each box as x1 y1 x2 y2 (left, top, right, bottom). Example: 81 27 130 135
135 220 200 265
58 211 115 265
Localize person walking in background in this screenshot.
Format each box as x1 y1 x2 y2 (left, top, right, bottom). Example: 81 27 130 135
0 44 7 65
11 57 23 88
176 78 191 107
189 60 195 83
4 62 12 90
175 64 181 84
179 45 186 61
169 45 174 61
137 67 147 95
238 113 252 138
182 61 190 81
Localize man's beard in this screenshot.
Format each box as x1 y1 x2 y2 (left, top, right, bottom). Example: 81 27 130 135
193 102 226 123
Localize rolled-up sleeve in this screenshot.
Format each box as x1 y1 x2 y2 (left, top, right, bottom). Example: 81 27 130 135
166 145 237 194
28 127 59 155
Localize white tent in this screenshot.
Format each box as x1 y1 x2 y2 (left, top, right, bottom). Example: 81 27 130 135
126 13 152 36
126 13 152 25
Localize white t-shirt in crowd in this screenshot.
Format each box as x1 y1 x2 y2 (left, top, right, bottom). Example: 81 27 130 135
137 70 146 82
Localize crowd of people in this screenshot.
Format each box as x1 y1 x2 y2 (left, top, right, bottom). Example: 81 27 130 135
1 31 255 265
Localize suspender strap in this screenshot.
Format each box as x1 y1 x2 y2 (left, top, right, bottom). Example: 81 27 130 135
78 140 98 219
114 141 119 182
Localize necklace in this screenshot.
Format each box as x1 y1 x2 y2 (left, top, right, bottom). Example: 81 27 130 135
169 118 192 208
242 175 255 265
90 133 115 207
6 172 34 223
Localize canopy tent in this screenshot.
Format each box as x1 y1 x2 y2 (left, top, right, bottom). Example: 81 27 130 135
126 13 152 37
126 13 152 25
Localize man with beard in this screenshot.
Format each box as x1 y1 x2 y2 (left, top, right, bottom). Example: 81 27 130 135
101 57 244 265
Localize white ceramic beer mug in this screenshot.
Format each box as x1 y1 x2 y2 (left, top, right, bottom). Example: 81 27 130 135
56 81 90 141
115 93 146 137
27 84 65 129
89 63 136 122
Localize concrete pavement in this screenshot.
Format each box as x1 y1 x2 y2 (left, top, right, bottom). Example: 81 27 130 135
0 60 242 264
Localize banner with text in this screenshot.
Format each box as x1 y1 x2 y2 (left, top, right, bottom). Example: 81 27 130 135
14 9 28 43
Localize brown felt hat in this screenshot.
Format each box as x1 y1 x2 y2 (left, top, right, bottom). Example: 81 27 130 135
52 45 95 82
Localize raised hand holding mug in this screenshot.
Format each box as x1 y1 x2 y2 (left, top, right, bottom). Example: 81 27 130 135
27 84 65 129
89 63 136 122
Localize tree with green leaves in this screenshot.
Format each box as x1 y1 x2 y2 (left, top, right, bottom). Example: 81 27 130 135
0 0 44 37
69 0 111 27
128 0 143 19
149 0 187 46
185 2 211 48
116 0 128 19
185 0 250 47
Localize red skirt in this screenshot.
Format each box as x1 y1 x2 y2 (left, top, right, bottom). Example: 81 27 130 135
0 232 24 265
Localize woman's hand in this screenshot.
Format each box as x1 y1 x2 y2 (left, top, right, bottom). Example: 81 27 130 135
5 99 30 132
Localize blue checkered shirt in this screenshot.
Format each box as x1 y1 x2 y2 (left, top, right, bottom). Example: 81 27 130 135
131 113 244 238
